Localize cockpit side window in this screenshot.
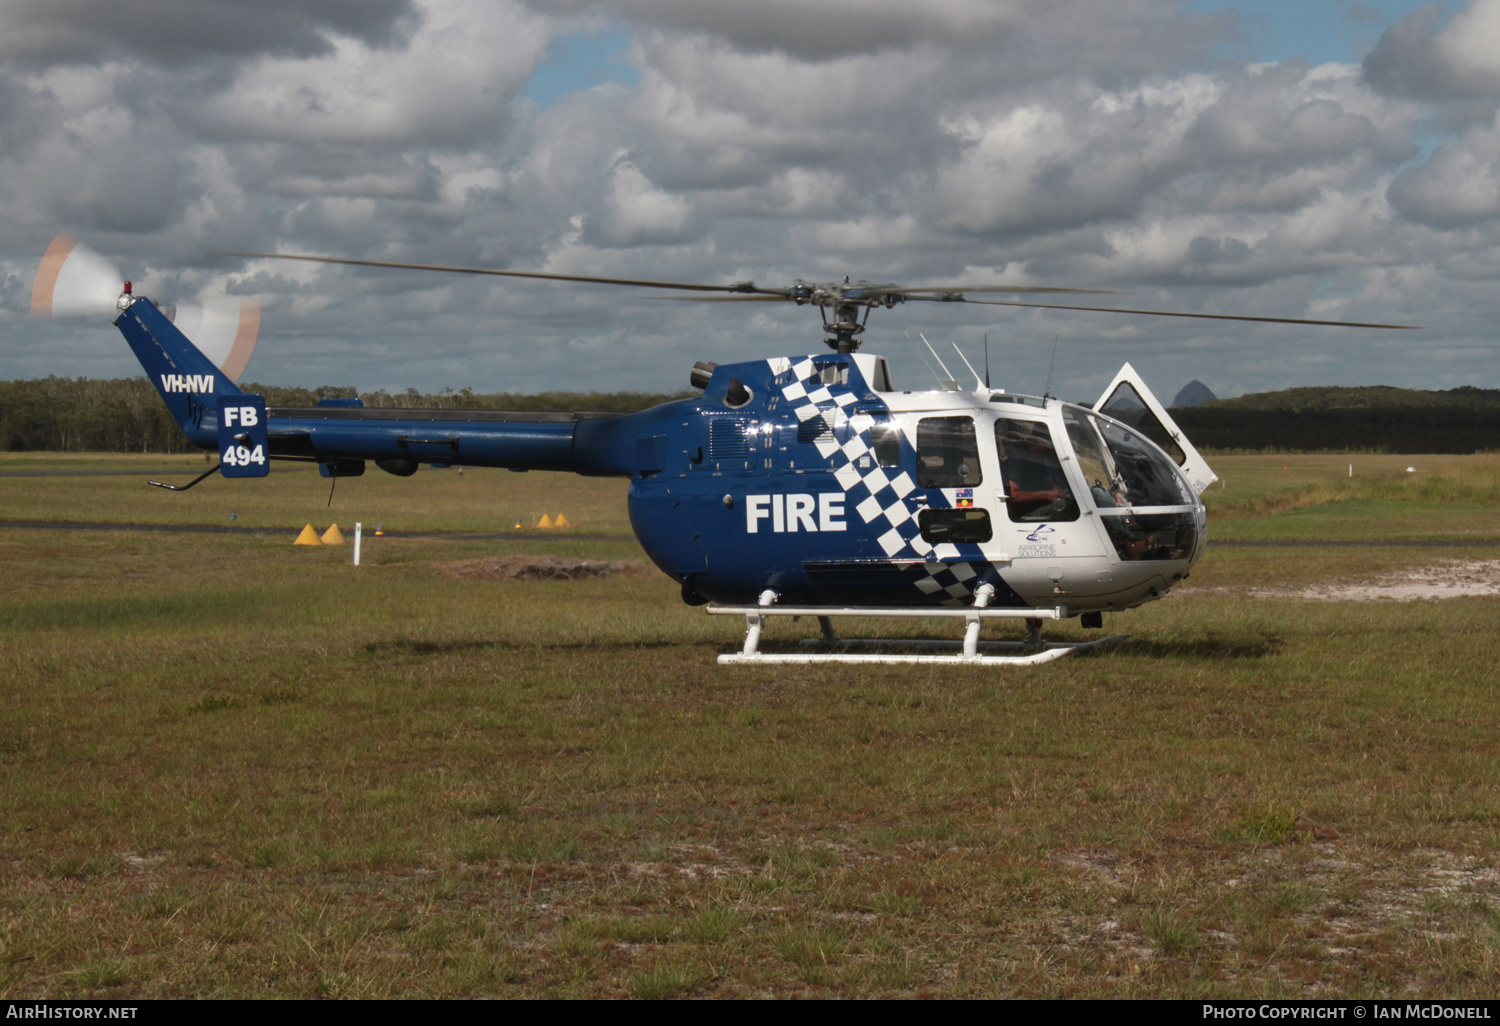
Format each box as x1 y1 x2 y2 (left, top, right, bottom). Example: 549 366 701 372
995 418 1079 522
916 417 982 488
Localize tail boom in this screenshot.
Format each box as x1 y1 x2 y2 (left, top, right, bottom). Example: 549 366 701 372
116 292 660 475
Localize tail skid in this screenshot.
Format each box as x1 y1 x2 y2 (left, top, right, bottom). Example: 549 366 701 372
148 463 224 491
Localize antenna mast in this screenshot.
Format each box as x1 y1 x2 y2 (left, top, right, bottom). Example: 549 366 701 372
1044 334 1059 399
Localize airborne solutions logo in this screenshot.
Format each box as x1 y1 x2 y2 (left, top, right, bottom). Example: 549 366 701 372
1019 523 1057 557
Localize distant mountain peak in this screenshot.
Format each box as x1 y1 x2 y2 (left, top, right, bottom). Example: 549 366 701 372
1173 380 1217 407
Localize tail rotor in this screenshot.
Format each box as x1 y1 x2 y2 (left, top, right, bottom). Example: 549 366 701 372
31 233 261 382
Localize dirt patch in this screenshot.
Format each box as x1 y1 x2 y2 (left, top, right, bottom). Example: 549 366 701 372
439 555 655 582
1268 559 1500 602
1186 560 1500 602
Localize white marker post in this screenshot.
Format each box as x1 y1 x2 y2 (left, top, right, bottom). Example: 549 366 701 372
353 522 362 566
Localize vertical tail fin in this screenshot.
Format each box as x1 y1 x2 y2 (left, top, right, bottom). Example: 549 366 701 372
116 295 244 449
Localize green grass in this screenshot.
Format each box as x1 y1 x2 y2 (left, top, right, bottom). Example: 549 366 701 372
1 453 1499 996
1203 453 1500 539
0 452 636 537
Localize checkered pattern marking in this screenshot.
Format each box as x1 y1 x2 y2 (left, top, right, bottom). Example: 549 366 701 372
769 357 995 606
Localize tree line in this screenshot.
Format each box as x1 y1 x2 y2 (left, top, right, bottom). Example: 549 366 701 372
1169 385 1500 454
4 376 1498 454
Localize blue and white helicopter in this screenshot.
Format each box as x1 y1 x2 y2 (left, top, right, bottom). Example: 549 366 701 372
35 240 1414 666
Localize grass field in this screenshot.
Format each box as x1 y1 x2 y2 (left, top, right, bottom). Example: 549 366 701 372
2 452 1499 998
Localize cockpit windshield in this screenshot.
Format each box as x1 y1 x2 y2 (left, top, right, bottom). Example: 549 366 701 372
1061 406 1192 508
1059 403 1198 560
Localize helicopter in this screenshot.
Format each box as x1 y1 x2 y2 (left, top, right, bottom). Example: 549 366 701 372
34 239 1417 665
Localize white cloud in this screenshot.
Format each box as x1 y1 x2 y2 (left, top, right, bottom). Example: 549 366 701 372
1365 0 1500 99
599 158 692 244
1390 111 1500 225
187 1 548 149
2 0 1497 399
0 0 418 68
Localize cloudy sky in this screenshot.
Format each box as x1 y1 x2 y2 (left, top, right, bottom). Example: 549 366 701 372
4 0 1499 402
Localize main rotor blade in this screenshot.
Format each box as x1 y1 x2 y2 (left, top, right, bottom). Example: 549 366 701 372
892 285 1121 295
962 298 1422 330
219 252 791 296
653 295 793 302
658 290 1117 302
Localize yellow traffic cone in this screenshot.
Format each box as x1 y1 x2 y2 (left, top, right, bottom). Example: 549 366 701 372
537 514 554 528
293 524 322 545
321 523 345 544
554 513 570 528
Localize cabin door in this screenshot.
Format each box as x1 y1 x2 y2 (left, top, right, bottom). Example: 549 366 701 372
1095 363 1218 496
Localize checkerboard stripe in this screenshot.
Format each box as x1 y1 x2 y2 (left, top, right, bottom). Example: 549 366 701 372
769 357 997 606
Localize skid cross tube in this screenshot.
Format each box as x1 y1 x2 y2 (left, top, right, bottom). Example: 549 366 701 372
707 592 1124 666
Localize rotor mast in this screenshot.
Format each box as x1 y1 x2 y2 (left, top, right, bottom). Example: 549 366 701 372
813 278 896 353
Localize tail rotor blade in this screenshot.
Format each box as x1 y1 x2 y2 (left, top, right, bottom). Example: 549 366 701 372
168 300 261 382
31 234 126 319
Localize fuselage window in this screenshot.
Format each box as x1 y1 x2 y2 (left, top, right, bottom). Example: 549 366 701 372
868 417 902 467
995 418 1079 522
916 417 982 489
918 507 993 544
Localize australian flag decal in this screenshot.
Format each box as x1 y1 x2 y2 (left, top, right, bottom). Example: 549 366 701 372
955 488 974 507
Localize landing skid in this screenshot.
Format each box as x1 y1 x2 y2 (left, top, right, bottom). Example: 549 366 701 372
707 584 1127 666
